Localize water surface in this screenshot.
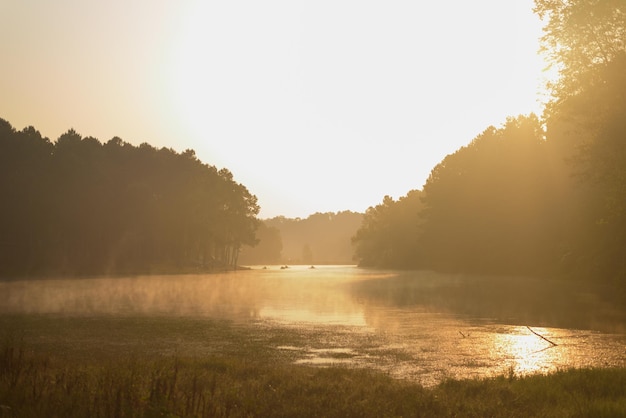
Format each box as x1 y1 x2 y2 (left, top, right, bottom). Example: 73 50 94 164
2 265 625 386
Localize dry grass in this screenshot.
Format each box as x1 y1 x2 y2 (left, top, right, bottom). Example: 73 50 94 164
1 314 625 417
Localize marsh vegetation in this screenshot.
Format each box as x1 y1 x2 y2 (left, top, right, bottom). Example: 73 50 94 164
2 314 626 417
2 267 626 416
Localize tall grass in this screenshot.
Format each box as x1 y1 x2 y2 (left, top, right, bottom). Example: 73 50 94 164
1 314 625 417
2 337 626 417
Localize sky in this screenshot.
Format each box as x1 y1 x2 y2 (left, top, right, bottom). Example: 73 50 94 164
1 1 550 219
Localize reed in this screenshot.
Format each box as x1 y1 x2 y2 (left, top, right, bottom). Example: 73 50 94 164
1 315 625 417
2 341 626 417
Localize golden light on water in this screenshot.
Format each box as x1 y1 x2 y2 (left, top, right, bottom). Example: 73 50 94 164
259 306 367 327
1 269 624 386
492 326 568 376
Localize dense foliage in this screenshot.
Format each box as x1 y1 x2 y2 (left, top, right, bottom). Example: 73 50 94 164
269 211 362 264
353 0 626 283
237 221 283 265
241 211 363 265
0 120 259 276
352 191 423 268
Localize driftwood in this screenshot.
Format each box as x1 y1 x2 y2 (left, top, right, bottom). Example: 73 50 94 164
527 326 558 346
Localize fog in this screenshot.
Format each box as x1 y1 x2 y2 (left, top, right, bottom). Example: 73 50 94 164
2 266 625 333
2 266 625 385
0 266 368 322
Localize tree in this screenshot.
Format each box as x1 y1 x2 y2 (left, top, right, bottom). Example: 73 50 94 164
535 0 626 103
352 191 423 268
237 222 282 265
418 115 560 274
0 120 53 275
0 118 261 276
302 244 313 264
537 0 626 280
544 56 626 279
265 211 363 264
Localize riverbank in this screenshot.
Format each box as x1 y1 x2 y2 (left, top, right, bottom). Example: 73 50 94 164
0 263 251 282
2 314 625 417
3 343 625 417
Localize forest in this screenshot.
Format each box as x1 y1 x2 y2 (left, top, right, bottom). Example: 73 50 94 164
352 0 626 284
238 211 363 265
0 122 259 276
3 1 625 283
0 116 365 274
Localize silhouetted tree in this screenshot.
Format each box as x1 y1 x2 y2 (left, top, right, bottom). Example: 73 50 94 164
0 118 259 276
537 0 626 281
535 0 626 103
0 122 53 275
351 2 626 284
418 115 561 274
352 191 423 268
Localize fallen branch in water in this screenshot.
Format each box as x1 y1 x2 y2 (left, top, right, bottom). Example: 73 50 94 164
527 326 557 346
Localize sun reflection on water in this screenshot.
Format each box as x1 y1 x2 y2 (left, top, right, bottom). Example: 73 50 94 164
259 306 367 326
491 326 568 376
1 267 625 386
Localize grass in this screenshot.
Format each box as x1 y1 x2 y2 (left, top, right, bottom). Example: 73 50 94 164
1 314 626 417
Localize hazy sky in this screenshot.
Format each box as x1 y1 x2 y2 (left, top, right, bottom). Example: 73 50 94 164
1 1 549 218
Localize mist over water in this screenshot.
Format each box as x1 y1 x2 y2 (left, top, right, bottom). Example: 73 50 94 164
2 265 625 385
0 266 369 319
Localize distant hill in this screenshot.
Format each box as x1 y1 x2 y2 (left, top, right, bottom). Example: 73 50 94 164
238 211 363 265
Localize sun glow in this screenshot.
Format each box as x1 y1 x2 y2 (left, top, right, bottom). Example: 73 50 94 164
1 1 558 219
165 0 554 218
169 4 214 152
493 326 565 376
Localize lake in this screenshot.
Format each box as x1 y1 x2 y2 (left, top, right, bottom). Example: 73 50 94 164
1 265 625 387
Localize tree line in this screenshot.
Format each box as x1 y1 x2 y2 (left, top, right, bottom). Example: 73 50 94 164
353 0 626 284
0 121 259 276
238 211 363 265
